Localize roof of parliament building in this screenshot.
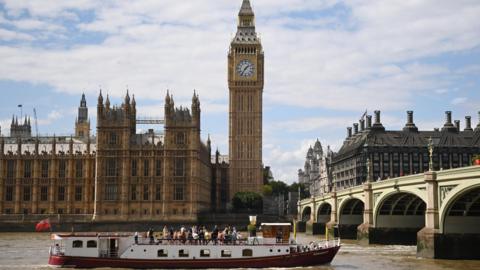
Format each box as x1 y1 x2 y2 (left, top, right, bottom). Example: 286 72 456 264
334 110 480 161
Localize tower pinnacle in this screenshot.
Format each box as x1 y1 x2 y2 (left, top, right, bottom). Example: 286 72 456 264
237 0 256 29
239 0 254 16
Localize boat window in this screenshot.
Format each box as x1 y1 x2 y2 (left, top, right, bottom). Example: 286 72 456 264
158 249 168 257
242 249 253 257
200 249 210 257
87 240 97 248
179 249 189 257
72 240 83 248
221 250 232 257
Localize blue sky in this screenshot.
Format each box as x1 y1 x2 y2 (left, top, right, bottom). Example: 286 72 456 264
0 0 479 183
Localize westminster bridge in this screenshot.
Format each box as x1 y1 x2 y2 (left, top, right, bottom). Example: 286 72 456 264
298 165 480 259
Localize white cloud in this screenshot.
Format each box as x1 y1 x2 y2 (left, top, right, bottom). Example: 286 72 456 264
0 0 478 109
1 0 98 18
451 97 467 105
0 28 34 41
0 0 479 184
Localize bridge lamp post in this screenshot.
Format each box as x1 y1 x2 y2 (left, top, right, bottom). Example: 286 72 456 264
428 137 434 172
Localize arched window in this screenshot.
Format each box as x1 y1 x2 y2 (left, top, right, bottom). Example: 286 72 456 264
87 240 97 248
242 249 253 257
72 240 83 248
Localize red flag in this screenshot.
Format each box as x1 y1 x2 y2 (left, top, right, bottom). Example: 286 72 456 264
35 218 51 232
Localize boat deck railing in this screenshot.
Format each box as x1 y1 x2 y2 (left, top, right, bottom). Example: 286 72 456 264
135 237 291 246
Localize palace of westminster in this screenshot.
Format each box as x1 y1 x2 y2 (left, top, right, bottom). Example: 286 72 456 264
0 0 264 222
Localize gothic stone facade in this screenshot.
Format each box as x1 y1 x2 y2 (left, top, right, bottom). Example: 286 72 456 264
94 92 212 222
0 92 213 222
228 0 264 199
298 140 333 197
0 136 95 216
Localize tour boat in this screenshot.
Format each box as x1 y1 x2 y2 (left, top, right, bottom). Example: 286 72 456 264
48 221 340 268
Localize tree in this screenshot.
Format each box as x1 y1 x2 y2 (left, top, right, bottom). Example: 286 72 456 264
269 180 289 197
263 166 274 184
232 192 263 213
262 184 273 196
288 182 310 199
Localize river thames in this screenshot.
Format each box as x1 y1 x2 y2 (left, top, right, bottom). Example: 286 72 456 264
0 232 479 270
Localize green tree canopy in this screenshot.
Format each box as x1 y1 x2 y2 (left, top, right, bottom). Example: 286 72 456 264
262 184 273 196
232 192 263 213
269 180 289 197
288 182 310 199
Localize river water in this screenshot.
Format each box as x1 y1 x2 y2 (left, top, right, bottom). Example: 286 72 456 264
0 232 479 270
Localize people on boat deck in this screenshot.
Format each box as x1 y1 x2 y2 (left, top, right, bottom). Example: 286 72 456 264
137 224 248 245
147 228 154 244
212 225 219 244
162 226 169 240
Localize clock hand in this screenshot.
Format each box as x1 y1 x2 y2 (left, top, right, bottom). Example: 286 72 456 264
242 65 249 75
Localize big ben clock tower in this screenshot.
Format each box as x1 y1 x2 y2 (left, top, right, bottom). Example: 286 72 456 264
228 0 264 199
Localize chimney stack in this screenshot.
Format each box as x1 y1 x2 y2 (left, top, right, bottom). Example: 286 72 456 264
360 119 365 131
347 127 352 138
454 120 460 131
442 111 456 132
445 111 452 124
476 111 480 132
353 123 359 134
403 110 418 132
371 110 385 131
465 116 473 131
366 115 372 129
407 111 413 124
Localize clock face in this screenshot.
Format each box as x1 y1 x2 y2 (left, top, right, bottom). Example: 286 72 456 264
236 59 255 77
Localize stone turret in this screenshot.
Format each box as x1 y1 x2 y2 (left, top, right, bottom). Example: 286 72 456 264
10 114 32 138
191 90 201 128
76 93 90 139
313 139 323 156
97 90 104 117
164 90 174 126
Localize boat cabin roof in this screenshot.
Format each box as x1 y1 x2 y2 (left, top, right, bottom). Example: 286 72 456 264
260 223 291 226
51 232 134 239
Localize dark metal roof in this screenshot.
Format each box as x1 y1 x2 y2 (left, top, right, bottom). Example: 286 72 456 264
334 128 480 161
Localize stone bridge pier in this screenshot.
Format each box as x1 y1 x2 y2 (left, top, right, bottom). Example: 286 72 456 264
299 166 480 259
417 171 480 259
